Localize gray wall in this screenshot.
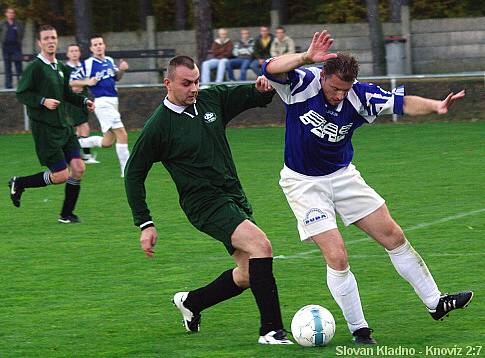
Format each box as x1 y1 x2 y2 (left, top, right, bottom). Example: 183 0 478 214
1 16 484 87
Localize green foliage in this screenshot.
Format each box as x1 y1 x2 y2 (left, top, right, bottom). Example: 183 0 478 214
1 123 484 357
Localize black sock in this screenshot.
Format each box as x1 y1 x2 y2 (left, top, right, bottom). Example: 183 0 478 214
184 269 245 314
249 257 284 336
60 178 81 217
16 171 51 189
83 147 91 155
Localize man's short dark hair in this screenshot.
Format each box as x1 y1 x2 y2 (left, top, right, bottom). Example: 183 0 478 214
67 43 81 51
324 53 359 82
276 26 285 32
37 25 56 40
89 34 104 44
167 56 196 79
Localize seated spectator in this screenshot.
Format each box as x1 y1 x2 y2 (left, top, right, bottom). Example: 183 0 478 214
270 26 295 57
227 29 254 81
201 28 233 83
249 26 273 76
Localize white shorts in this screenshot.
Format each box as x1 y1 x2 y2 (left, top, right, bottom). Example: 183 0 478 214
279 164 385 242
94 96 124 133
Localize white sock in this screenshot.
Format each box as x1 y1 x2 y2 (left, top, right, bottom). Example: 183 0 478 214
115 143 129 177
387 240 441 309
78 136 103 148
326 265 368 333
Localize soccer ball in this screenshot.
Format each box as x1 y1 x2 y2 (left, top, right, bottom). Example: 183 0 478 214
291 304 336 347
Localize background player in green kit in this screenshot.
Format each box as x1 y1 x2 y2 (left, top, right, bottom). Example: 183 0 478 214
125 55 293 345
8 25 94 223
65 43 99 164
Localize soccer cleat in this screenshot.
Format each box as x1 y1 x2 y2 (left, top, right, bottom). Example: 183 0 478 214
428 291 474 321
8 177 24 208
352 327 377 345
172 292 201 332
58 214 81 224
258 329 294 345
84 155 100 164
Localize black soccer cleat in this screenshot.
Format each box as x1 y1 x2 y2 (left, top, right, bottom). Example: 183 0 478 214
8 176 24 208
428 291 474 321
58 214 81 224
172 292 201 332
352 327 377 345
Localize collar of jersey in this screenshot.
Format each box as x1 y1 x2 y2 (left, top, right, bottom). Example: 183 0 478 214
37 53 58 65
163 96 197 114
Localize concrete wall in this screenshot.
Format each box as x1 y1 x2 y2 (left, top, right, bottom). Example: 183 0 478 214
0 16 484 87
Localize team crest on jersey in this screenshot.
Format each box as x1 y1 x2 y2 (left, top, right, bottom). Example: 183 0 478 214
58 70 64 78
204 112 217 123
304 208 328 225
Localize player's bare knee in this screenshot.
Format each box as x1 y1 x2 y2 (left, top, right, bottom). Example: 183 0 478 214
50 170 69 184
325 251 348 271
386 225 406 249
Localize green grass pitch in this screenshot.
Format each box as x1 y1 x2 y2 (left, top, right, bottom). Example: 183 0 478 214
1 121 484 357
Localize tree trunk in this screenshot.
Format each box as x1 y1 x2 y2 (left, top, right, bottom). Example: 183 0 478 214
73 0 94 60
192 0 213 64
139 0 154 31
389 0 402 22
175 0 187 30
271 0 287 25
366 0 386 75
48 0 65 33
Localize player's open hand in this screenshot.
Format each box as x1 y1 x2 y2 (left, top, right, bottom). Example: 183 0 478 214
436 90 466 114
118 59 129 71
86 100 95 112
140 226 158 257
303 30 337 64
43 98 60 110
255 75 274 93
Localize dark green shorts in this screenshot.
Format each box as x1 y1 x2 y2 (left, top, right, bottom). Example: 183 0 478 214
66 103 89 127
31 121 81 170
196 200 255 255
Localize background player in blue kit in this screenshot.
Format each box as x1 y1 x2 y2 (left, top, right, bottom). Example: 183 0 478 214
263 30 472 344
71 34 130 177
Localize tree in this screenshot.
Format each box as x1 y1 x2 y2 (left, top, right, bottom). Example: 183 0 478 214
73 0 94 60
192 0 213 64
175 0 187 30
271 0 288 25
366 0 386 75
48 0 66 33
139 0 154 30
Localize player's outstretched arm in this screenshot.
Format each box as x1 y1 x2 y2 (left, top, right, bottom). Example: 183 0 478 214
403 90 465 116
265 30 337 75
140 226 158 257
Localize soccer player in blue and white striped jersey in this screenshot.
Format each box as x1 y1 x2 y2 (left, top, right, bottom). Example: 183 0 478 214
263 30 471 344
71 35 130 177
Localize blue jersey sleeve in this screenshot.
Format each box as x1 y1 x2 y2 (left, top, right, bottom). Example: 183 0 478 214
352 82 405 121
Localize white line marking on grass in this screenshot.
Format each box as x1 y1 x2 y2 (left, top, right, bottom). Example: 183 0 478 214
274 208 485 260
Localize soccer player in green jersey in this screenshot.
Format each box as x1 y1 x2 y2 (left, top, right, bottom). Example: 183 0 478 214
125 55 292 345
8 25 94 223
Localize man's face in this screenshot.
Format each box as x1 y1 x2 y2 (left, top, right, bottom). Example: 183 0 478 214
218 29 228 40
37 30 58 56
240 30 249 41
90 37 106 57
260 27 269 38
5 9 15 21
67 46 81 62
165 65 200 106
321 73 353 106
276 29 285 40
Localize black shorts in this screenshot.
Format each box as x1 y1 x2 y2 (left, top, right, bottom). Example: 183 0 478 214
196 200 255 255
31 121 81 171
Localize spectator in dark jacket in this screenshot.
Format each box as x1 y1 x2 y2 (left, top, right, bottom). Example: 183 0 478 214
201 28 233 83
227 29 254 81
0 7 24 88
249 26 273 76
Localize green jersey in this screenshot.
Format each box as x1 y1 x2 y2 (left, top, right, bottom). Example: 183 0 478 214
125 84 274 229
16 54 87 128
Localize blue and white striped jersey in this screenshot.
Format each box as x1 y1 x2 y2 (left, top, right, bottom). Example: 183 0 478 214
262 63 405 176
71 56 119 98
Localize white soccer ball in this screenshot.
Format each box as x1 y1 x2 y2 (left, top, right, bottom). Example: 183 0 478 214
291 304 336 347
